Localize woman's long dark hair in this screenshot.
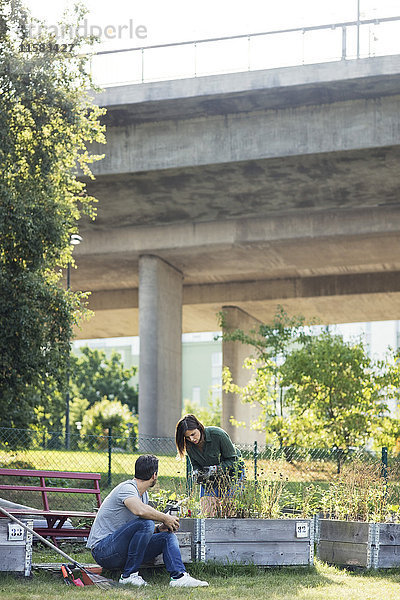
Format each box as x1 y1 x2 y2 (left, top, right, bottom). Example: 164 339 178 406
175 414 205 458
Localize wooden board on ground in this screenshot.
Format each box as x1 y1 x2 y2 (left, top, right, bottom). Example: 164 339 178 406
205 540 310 565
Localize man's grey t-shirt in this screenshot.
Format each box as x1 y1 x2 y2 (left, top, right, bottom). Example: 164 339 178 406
86 479 149 549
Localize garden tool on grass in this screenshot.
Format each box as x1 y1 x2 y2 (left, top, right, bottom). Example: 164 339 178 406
61 563 84 586
0 506 114 589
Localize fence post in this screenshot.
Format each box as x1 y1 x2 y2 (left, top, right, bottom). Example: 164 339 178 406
381 446 388 496
186 455 193 496
107 427 112 488
254 440 258 492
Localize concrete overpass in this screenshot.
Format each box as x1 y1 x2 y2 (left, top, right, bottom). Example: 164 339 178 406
73 55 400 441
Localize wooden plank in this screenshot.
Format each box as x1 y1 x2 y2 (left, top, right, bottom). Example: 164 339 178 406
203 519 310 543
378 523 400 545
318 520 370 544
145 531 192 566
205 541 310 566
0 545 27 572
178 518 196 536
0 509 96 518
317 540 368 567
0 485 99 494
32 563 100 569
0 468 101 479
0 518 31 573
153 546 192 565
173 532 191 545
377 545 400 568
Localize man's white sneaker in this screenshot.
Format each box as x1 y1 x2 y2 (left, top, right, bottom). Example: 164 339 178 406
119 572 148 586
169 572 209 587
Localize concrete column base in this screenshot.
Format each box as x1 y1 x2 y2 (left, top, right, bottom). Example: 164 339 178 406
138 255 183 441
222 305 265 446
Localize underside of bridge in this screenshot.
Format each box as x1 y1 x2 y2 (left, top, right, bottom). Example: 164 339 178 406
74 145 400 337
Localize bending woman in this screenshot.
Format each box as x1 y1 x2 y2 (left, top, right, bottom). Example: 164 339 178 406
175 414 245 516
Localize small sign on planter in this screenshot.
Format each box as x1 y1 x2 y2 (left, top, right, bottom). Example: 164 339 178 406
296 521 309 538
7 524 25 541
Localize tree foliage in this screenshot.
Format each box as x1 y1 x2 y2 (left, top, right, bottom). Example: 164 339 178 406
280 331 391 452
222 307 397 455
0 1 105 428
80 397 138 450
71 346 138 413
182 396 221 427
221 306 309 446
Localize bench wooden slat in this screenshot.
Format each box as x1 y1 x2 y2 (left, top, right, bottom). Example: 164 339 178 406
0 509 97 518
0 484 101 494
34 528 91 537
0 468 101 479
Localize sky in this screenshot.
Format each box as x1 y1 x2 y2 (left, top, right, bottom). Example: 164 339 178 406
23 0 400 47
22 1 400 85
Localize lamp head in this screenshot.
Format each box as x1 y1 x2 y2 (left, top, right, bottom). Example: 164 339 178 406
70 234 82 246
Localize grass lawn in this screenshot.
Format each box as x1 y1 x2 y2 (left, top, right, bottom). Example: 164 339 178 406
1 555 400 600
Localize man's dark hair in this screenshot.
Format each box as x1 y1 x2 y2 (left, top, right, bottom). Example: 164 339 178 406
135 454 159 480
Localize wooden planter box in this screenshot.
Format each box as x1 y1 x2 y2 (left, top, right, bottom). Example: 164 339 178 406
152 531 192 565
317 518 400 569
180 518 314 566
0 517 33 576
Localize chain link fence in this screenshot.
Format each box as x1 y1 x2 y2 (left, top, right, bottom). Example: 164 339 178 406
0 426 397 514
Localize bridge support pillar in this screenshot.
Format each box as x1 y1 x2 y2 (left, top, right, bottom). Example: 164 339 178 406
138 255 183 444
221 306 265 445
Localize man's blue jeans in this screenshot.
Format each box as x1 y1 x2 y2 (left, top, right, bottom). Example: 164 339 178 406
91 518 186 578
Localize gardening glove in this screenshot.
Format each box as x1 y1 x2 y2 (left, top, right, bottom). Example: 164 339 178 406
192 469 199 480
203 465 220 481
207 465 219 476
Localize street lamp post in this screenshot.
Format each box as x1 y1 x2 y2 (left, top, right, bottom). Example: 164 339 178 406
65 234 82 450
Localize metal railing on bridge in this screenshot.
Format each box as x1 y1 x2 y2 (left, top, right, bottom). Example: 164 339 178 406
91 15 400 87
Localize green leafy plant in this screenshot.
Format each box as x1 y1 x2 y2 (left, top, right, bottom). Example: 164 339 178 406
80 397 138 450
71 347 138 412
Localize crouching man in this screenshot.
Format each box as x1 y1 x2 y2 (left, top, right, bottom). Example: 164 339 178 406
86 454 208 588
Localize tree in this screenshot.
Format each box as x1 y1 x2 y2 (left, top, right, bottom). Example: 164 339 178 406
221 308 396 465
220 306 310 447
80 397 138 450
0 2 105 429
71 346 138 413
280 331 393 467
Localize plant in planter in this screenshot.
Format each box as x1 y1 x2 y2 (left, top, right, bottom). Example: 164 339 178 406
316 459 400 569
319 460 392 523
175 476 314 567
192 472 287 520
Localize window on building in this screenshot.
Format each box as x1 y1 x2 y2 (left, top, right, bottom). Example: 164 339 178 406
192 386 201 404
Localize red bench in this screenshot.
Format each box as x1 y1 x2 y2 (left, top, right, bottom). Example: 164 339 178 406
0 468 102 544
